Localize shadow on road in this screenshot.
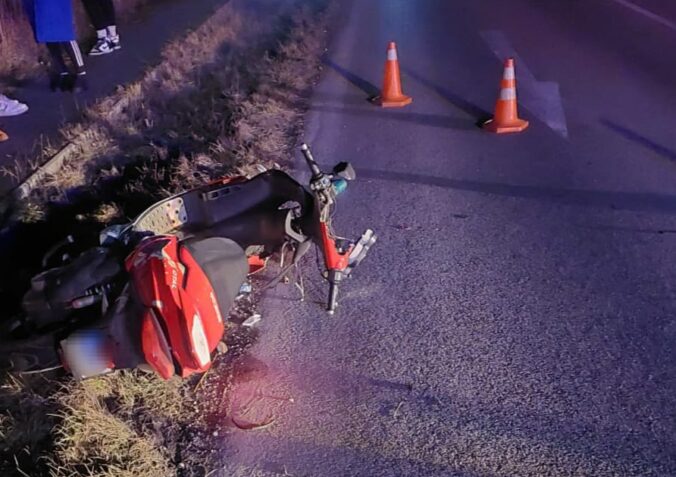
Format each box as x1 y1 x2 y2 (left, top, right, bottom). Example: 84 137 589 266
401 67 492 126
575 223 676 235
358 167 676 215
322 57 380 99
600 119 676 163
310 104 475 131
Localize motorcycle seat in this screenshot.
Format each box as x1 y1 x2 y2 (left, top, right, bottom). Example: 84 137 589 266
181 237 248 321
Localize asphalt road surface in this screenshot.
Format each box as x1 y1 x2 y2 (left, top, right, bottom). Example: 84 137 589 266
217 1 676 475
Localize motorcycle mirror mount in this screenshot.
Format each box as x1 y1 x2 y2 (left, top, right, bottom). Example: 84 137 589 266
332 162 356 181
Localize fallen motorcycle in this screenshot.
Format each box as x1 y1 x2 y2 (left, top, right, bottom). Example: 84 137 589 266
2 144 376 379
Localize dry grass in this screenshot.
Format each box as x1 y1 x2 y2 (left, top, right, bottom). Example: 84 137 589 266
0 0 41 83
0 369 189 477
0 0 331 475
48 372 184 477
0 0 155 84
0 373 59 475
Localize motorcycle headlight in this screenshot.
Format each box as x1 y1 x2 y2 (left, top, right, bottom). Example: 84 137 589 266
191 313 211 367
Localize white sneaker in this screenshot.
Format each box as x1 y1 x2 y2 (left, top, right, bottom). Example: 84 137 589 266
0 94 28 117
108 35 121 51
89 37 114 56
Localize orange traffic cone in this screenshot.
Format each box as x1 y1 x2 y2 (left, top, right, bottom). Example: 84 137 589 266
0 129 8 142
375 42 412 108
482 58 529 134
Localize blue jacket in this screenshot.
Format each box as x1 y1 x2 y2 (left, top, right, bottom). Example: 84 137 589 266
24 0 76 43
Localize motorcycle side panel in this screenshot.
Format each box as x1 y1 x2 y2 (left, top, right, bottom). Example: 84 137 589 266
140 309 175 379
126 235 246 379
127 236 203 376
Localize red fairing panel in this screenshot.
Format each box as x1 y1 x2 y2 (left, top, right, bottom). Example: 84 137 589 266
141 309 174 379
178 244 225 349
126 235 225 378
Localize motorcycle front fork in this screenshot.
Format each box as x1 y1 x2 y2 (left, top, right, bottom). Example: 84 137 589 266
326 269 343 315
320 225 377 314
319 222 350 314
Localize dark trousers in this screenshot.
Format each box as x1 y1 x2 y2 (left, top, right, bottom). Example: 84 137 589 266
81 0 116 31
46 41 86 74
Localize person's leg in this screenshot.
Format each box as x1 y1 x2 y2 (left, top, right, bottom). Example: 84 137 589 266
101 0 117 28
102 0 121 50
46 42 71 91
63 41 86 74
46 42 68 73
83 0 118 55
81 0 108 31
63 41 89 92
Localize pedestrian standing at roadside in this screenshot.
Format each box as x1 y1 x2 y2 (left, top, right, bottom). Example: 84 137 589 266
82 0 121 56
23 0 89 92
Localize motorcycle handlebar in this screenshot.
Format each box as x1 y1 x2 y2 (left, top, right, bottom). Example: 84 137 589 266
300 143 322 178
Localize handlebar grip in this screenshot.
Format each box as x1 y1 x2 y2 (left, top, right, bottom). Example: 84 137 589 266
300 143 322 178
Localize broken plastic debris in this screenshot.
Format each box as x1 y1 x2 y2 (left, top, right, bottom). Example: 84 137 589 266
216 341 228 354
242 314 261 327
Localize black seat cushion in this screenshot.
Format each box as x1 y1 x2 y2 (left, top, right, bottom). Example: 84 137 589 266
182 237 248 320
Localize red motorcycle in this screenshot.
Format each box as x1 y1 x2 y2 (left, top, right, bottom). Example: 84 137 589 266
3 144 376 379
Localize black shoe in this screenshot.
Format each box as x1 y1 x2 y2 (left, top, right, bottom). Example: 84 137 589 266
72 73 89 93
50 73 70 92
70 73 89 93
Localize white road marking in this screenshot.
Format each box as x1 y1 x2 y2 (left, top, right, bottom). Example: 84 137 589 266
610 0 676 32
481 30 569 139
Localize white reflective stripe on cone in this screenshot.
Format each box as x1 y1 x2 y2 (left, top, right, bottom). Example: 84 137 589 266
503 66 515 80
500 87 517 100
387 49 398 61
